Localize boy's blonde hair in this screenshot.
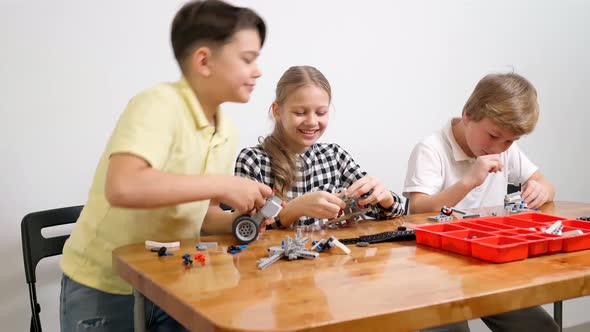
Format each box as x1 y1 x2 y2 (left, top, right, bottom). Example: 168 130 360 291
262 66 331 199
462 73 539 136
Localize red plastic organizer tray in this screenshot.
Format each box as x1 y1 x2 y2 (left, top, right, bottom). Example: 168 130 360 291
414 212 590 263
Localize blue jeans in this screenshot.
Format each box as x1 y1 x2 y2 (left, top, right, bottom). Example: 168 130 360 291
420 305 559 332
60 274 189 332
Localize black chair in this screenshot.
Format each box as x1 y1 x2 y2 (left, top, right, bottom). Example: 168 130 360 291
404 198 410 215
21 205 83 332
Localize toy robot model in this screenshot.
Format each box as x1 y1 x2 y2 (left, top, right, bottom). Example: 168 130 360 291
232 194 284 244
504 191 536 214
324 191 378 227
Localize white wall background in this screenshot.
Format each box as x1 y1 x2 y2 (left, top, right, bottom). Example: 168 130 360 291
1 1 589 331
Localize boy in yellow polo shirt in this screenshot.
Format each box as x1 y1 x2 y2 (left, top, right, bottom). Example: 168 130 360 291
60 1 271 331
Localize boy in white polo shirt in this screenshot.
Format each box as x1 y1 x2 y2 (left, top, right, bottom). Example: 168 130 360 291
404 73 557 332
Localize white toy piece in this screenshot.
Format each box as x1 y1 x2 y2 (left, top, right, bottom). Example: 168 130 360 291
562 230 584 237
145 240 180 249
427 215 453 222
544 220 563 235
312 236 351 254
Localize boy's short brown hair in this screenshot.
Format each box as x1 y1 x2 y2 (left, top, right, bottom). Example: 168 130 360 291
171 0 266 70
462 73 539 136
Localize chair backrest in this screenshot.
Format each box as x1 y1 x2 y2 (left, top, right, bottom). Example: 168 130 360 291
21 205 83 283
404 198 410 215
21 205 83 332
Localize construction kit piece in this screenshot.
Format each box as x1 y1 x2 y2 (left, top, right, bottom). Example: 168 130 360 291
257 228 319 270
427 215 453 222
339 226 416 245
145 240 180 249
182 253 193 266
194 254 206 265
227 244 247 254
232 194 284 244
449 207 480 219
325 190 378 227
545 220 564 235
427 206 456 222
311 236 351 254
151 246 173 257
504 191 537 214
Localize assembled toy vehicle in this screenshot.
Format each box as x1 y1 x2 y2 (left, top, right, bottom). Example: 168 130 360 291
232 194 284 244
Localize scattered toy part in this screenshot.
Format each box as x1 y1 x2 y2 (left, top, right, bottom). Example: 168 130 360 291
151 246 174 257
339 226 416 245
145 240 180 249
194 253 206 265
257 228 318 269
312 236 350 254
227 244 247 254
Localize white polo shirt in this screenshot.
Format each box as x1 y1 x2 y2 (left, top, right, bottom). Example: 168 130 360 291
403 118 538 210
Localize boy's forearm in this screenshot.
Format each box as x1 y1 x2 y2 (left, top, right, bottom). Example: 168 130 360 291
411 179 475 214
107 166 227 208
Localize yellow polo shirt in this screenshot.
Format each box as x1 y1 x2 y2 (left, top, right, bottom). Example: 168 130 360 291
61 78 238 294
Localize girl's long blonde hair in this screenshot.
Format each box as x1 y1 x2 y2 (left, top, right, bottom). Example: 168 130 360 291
261 66 331 199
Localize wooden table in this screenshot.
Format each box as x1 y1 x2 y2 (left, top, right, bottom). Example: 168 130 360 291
113 201 590 332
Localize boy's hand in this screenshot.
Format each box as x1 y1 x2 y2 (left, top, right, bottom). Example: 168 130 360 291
293 192 346 220
347 176 394 208
259 218 274 234
521 180 550 209
217 177 272 213
464 155 504 188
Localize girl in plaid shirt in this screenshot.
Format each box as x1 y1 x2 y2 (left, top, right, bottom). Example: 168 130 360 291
235 65 404 227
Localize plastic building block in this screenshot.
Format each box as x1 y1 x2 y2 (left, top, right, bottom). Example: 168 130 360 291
197 242 218 249
145 240 180 249
440 206 453 216
232 194 284 244
312 236 350 254
339 226 416 245
562 230 584 237
227 244 247 254
182 253 193 266
151 246 174 256
257 228 318 269
461 213 481 219
504 191 538 214
544 220 563 235
325 189 378 227
427 215 453 222
194 254 206 265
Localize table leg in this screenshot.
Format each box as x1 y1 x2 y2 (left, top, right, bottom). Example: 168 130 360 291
134 289 146 332
554 301 563 332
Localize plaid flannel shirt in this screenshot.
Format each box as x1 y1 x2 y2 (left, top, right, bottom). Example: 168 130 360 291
234 143 405 226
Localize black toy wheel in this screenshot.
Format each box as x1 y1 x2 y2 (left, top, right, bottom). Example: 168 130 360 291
232 215 259 244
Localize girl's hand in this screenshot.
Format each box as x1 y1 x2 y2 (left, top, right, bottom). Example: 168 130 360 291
293 191 346 220
347 176 394 208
